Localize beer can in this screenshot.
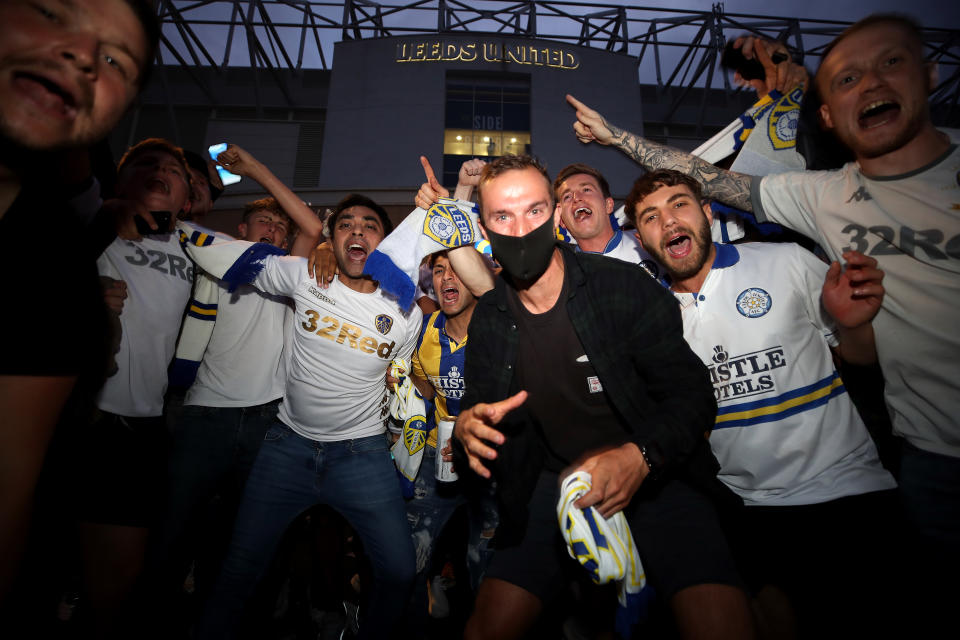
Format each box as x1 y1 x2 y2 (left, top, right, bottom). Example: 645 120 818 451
435 418 458 482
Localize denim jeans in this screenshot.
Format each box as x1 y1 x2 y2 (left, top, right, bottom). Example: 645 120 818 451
158 401 279 589
405 445 498 635
196 422 415 640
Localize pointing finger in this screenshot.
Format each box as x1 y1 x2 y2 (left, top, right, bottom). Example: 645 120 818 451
485 390 528 423
419 156 443 192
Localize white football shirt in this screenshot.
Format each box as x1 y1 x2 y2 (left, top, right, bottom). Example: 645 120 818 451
97 231 194 417
675 242 895 505
753 133 960 459
252 256 422 441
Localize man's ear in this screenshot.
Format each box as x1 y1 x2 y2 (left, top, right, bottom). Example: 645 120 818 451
819 103 834 130
555 202 567 229
702 200 715 227
633 230 646 250
237 222 248 239
604 196 615 215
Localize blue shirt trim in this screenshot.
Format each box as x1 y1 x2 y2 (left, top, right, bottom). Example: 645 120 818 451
577 227 623 255
712 242 740 269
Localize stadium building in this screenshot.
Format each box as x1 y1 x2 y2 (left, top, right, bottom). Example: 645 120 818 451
109 1 960 231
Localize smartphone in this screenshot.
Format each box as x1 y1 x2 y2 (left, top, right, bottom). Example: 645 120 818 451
207 142 241 186
134 210 173 235
720 40 787 81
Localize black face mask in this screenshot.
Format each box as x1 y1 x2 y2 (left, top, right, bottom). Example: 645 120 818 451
484 214 558 283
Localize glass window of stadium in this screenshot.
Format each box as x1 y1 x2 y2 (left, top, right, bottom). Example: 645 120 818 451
443 73 531 187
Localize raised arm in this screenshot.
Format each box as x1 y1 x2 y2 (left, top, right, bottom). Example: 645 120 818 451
730 36 808 96
213 144 323 256
566 94 755 212
453 157 486 202
415 156 495 297
414 156 487 209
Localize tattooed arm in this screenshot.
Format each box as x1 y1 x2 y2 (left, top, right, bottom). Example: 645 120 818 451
566 94 755 212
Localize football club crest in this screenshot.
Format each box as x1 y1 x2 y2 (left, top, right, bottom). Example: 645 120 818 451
403 417 427 455
375 314 394 335
736 288 772 318
424 199 476 247
767 87 803 151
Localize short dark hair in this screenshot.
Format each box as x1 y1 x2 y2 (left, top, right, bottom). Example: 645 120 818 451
326 194 393 237
553 163 612 200
477 154 552 217
183 149 223 202
242 196 296 233
624 170 704 227
124 0 161 89
816 14 925 93
427 249 449 269
116 138 192 190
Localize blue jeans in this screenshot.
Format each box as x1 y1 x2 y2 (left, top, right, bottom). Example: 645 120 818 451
196 423 415 640
405 445 498 635
158 401 279 593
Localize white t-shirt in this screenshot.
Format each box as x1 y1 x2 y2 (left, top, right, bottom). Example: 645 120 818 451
675 242 895 506
752 135 960 459
251 256 422 442
184 282 291 408
97 231 194 417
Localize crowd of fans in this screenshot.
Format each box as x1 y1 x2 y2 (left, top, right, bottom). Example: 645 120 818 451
1 2 957 640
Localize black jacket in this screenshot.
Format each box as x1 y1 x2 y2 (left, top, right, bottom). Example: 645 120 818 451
459 243 736 544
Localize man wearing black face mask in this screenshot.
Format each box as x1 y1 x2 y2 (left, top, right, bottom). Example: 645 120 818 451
453 155 754 640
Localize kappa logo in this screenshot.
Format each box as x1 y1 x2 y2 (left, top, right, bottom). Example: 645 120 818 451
846 186 873 203
736 288 772 318
375 314 394 335
307 286 336 306
424 200 476 247
767 87 803 150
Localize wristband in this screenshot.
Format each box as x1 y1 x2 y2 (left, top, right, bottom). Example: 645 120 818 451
638 444 659 478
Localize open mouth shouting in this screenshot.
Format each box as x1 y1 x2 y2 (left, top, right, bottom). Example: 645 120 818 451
440 284 460 307
573 206 593 223
346 242 368 263
12 71 79 119
146 177 171 195
858 100 900 130
664 231 693 259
